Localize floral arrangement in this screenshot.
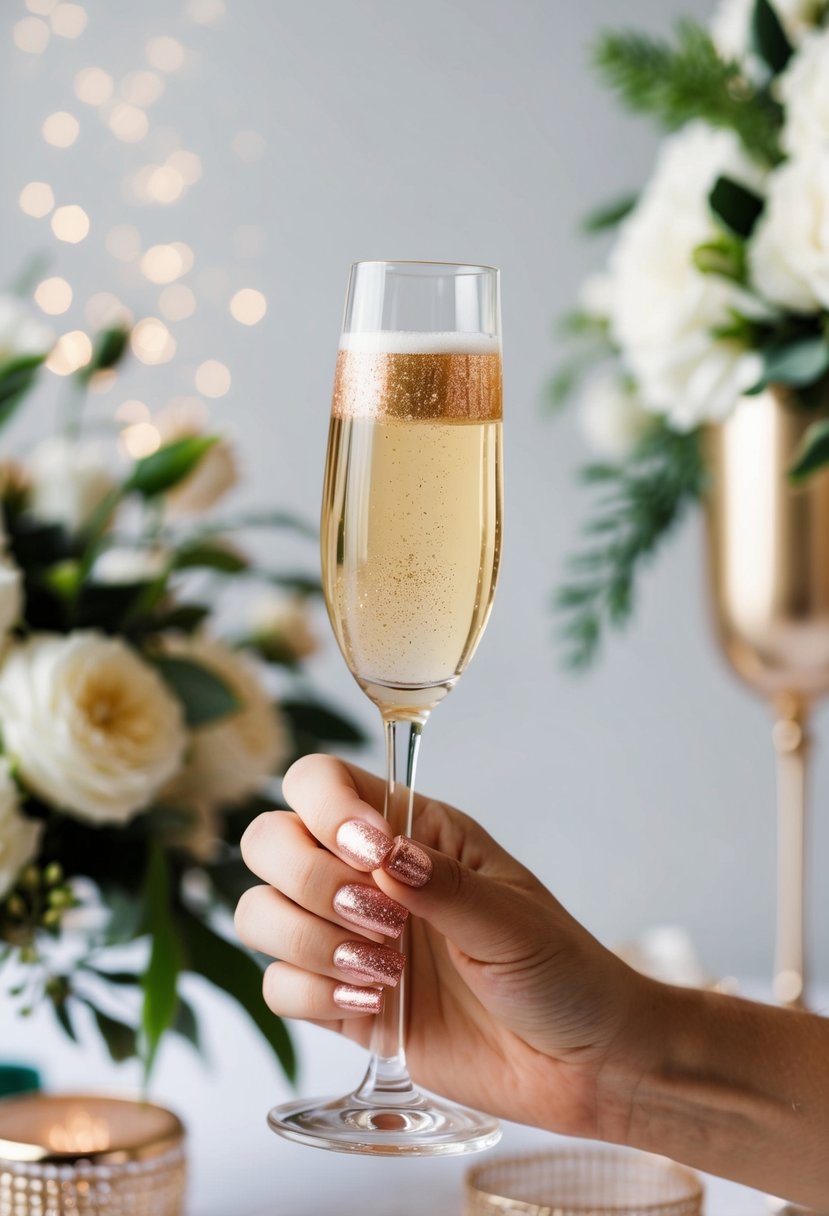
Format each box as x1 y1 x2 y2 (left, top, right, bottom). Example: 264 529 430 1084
555 0 829 666
0 296 363 1079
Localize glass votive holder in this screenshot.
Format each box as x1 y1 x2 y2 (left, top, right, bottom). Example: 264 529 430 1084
464 1146 704 1216
0 1094 186 1216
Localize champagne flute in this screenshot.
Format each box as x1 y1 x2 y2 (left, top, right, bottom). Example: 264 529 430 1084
268 260 503 1155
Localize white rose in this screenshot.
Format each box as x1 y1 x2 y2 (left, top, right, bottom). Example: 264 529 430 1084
750 153 829 311
0 633 187 826
711 0 823 62
609 123 765 429
577 271 616 320
0 558 23 643
163 636 288 809
155 400 239 516
779 28 829 156
0 757 41 901
579 374 651 461
92 546 168 584
249 593 319 663
28 437 116 533
0 296 53 363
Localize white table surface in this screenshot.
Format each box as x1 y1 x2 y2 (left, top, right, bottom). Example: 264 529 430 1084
1 974 786 1216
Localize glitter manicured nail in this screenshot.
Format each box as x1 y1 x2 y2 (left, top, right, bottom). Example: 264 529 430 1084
333 940 406 987
333 883 408 939
333 983 384 1013
383 836 433 888
336 819 394 870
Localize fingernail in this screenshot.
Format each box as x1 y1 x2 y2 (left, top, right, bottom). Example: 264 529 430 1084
333 883 408 939
333 983 384 1013
336 819 393 870
334 940 406 988
383 836 433 888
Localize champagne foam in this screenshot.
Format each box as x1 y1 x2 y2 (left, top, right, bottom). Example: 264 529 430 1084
339 331 499 356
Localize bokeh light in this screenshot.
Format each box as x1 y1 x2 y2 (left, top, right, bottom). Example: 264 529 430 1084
158 284 196 321
51 204 89 243
13 17 50 53
145 165 184 203
19 181 55 218
171 242 194 272
108 103 149 143
166 149 201 185
120 422 161 458
131 317 176 364
26 0 58 14
230 288 267 326
106 224 141 262
74 67 113 105
232 130 266 162
141 244 185 285
34 277 73 315
46 330 92 375
50 3 88 39
186 0 225 24
42 111 80 148
194 359 230 397
85 292 131 328
120 70 164 107
115 399 150 424
146 36 185 72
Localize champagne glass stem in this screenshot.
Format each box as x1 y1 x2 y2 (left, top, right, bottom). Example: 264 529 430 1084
772 698 810 1009
355 716 423 1100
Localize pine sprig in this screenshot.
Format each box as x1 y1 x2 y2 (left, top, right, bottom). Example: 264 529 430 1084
593 21 783 165
556 425 705 668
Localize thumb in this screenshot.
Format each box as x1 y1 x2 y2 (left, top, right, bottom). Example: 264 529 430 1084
373 837 538 965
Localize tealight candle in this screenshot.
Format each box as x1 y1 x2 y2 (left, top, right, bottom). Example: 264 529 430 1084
0 1094 186 1216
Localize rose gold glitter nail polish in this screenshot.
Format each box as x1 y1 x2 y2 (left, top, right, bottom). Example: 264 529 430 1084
333 940 406 987
333 883 408 938
333 983 384 1013
383 836 433 888
335 819 394 869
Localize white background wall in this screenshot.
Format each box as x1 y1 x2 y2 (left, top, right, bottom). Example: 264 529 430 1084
1 0 827 989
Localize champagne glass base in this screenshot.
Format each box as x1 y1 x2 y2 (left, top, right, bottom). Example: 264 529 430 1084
268 1088 502 1157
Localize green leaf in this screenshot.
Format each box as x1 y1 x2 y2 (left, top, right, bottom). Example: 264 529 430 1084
79 1001 138 1063
751 0 793 74
76 581 165 632
709 176 764 239
140 843 181 1080
153 655 241 727
0 354 47 430
104 889 144 945
265 572 324 596
78 326 130 383
150 603 211 633
85 968 141 987
747 337 829 394
52 998 78 1043
173 540 249 574
692 235 746 283
172 997 202 1052
126 437 218 499
198 510 318 541
178 909 296 1081
281 698 367 746
207 855 258 908
581 193 638 234
789 418 829 483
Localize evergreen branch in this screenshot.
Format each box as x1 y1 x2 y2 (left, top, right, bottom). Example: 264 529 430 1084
555 425 705 668
593 21 783 165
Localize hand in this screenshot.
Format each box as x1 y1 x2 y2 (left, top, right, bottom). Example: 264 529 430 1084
236 754 648 1140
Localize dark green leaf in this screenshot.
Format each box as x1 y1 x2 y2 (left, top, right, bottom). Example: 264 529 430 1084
789 418 829 483
80 1001 138 1063
751 0 793 74
76 581 165 632
126 437 218 499
709 176 764 239
281 698 367 746
140 843 181 1080
208 856 257 908
148 604 210 634
78 326 130 383
104 890 144 945
172 997 201 1052
178 909 296 1081
153 656 241 727
265 572 324 596
52 998 78 1043
198 510 318 541
173 540 249 574
747 337 829 394
0 355 47 430
86 968 141 987
581 193 638 234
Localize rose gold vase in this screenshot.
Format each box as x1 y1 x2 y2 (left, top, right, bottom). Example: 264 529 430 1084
705 385 829 1007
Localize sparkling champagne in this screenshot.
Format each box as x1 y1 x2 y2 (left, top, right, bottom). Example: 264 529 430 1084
321 331 503 718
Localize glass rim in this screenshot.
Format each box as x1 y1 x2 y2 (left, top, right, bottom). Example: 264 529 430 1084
351 259 499 275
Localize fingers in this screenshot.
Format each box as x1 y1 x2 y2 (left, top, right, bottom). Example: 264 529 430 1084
235 884 405 988
263 961 385 1019
281 755 395 871
240 809 408 940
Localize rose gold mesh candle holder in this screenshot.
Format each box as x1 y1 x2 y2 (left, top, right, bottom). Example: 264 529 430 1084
0 1095 186 1216
464 1147 704 1216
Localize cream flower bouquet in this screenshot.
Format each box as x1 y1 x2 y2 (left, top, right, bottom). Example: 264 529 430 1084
555 0 829 664
0 300 363 1079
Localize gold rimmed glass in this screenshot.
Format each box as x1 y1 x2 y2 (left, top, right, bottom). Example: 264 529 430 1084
268 260 503 1155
